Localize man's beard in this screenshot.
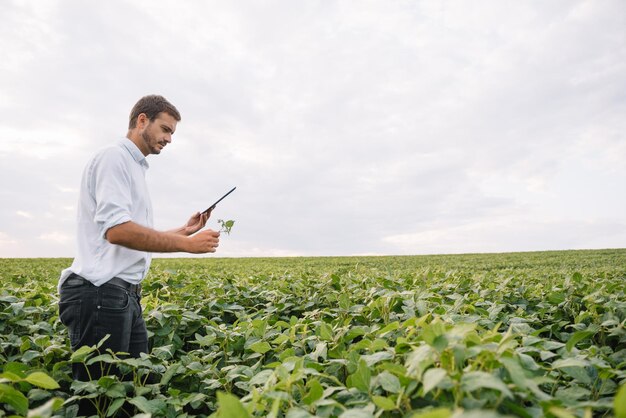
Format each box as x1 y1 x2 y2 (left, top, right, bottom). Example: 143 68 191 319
141 130 160 154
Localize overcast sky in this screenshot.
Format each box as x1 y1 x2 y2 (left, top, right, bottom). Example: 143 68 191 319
1 0 625 258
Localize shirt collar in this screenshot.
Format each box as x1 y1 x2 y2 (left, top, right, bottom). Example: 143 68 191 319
120 137 149 168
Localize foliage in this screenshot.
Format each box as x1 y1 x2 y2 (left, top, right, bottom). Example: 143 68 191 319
217 220 235 235
0 250 624 417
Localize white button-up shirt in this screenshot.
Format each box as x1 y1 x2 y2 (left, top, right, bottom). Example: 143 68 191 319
59 138 154 289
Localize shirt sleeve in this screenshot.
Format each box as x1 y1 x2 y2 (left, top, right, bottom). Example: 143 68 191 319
90 148 133 239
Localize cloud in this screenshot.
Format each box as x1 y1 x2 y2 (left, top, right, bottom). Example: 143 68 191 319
0 232 17 245
16 211 33 219
384 218 626 255
39 232 72 244
0 0 624 257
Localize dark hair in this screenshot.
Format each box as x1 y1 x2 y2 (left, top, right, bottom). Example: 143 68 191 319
128 95 181 129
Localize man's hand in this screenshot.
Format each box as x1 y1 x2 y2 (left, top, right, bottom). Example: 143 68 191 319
186 229 220 253
169 211 211 236
183 211 210 235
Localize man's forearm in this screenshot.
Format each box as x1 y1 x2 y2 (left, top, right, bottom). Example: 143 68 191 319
165 226 187 236
106 221 191 252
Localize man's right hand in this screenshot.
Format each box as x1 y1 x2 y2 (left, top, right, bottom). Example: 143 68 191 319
106 221 220 254
187 229 220 253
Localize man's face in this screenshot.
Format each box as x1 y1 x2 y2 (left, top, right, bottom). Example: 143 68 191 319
139 112 178 155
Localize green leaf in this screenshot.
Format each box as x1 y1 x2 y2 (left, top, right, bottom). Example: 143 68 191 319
360 351 393 367
422 368 447 394
26 397 64 417
135 386 151 397
548 292 566 304
552 358 588 368
106 398 125 417
24 372 59 390
105 383 127 398
552 359 592 385
461 371 513 398
218 219 235 235
565 325 599 352
70 345 96 362
372 395 396 410
548 407 577 418
217 392 251 418
421 321 446 347
348 360 371 392
319 322 333 341
249 369 274 386
128 396 152 412
129 396 166 414
0 383 29 415
500 356 549 400
86 353 115 366
182 393 206 408
408 408 451 418
194 333 216 346
377 371 401 394
22 351 41 363
95 334 111 349
555 385 591 403
0 371 23 382
339 409 375 418
338 293 351 311
615 384 626 418
302 379 324 405
309 342 327 361
405 345 435 380
70 380 100 395
161 363 183 385
3 362 28 378
376 321 400 336
249 341 272 354
96 376 116 389
286 408 315 418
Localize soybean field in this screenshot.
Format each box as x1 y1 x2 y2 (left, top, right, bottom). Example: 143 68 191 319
1 250 625 417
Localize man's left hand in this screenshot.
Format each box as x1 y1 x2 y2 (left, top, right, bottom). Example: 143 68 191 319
182 211 210 236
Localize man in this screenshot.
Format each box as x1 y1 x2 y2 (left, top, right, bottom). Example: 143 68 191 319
58 95 220 414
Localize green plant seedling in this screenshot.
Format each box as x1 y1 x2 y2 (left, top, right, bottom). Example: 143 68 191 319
218 219 235 235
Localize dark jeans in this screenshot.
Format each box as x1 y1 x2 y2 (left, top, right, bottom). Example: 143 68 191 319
59 274 148 415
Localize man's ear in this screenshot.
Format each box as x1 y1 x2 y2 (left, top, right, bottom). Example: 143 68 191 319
136 113 149 129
